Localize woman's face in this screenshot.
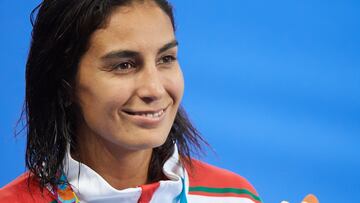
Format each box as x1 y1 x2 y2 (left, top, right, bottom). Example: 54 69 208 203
74 2 184 151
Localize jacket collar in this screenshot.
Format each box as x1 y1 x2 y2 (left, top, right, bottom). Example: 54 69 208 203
59 145 185 203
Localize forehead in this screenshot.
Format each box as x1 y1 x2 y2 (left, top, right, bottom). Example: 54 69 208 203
88 2 175 54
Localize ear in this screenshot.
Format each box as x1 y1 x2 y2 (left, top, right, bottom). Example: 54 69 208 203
301 194 319 203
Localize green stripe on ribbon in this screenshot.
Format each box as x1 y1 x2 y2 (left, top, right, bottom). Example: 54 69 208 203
189 186 262 202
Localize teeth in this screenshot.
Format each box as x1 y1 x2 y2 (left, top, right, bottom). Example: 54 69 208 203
146 113 154 117
136 109 164 118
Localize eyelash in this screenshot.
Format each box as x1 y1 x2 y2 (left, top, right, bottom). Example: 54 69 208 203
111 61 136 72
157 55 177 65
111 55 177 73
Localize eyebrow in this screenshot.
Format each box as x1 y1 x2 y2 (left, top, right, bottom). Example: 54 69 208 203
158 39 178 54
101 39 178 60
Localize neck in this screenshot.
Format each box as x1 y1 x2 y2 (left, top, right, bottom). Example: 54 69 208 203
73 133 153 190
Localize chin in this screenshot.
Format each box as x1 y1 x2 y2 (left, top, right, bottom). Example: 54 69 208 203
140 134 169 149
112 132 170 151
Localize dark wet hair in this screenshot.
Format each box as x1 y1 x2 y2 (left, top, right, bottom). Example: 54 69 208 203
23 0 206 188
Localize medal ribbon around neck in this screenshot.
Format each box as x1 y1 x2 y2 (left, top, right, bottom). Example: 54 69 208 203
50 172 188 203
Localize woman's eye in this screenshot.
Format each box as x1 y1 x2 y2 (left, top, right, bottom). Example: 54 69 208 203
112 62 136 72
158 55 176 65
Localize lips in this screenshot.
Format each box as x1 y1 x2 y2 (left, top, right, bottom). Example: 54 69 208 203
123 108 165 118
121 106 168 127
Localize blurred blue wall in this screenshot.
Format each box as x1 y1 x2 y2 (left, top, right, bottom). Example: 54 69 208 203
1 0 359 202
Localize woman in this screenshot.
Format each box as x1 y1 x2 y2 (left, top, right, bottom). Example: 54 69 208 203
0 0 261 202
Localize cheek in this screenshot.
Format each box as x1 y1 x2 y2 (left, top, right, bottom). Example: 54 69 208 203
77 79 133 120
75 81 134 141
166 67 184 104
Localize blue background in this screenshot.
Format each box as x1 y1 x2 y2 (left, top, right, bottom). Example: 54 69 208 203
1 0 359 202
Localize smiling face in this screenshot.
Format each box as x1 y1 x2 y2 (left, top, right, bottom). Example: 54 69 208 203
74 1 184 152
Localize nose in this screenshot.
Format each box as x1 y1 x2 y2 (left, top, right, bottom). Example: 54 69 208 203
136 65 166 103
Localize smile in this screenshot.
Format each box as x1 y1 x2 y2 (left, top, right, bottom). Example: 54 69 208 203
121 107 168 127
126 109 165 118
